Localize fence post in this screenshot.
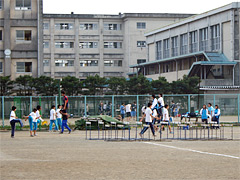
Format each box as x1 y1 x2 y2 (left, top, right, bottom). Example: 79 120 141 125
238 94 239 124
137 95 139 121
213 94 216 106
112 95 114 117
188 95 191 112
30 96 32 112
84 96 87 117
2 96 4 127
55 96 58 107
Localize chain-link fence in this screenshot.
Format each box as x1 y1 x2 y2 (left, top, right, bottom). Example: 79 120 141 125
1 94 239 126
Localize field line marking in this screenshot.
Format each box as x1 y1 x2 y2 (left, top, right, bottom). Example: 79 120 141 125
142 142 240 159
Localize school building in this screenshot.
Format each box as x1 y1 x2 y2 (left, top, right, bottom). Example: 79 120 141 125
130 2 240 93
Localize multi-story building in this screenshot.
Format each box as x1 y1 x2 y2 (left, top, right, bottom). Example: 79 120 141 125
0 0 43 79
42 13 193 79
130 2 240 93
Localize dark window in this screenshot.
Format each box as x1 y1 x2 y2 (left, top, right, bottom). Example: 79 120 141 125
137 59 146 64
16 62 32 72
0 30 2 41
137 22 146 29
16 0 31 10
0 62 2 72
16 30 31 41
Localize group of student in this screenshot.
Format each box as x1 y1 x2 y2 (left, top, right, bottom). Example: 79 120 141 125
200 103 221 125
139 94 172 138
120 102 137 121
9 91 71 138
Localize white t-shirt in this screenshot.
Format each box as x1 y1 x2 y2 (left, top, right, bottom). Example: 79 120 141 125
141 106 146 114
50 109 56 120
145 107 153 122
163 108 169 121
9 111 16 121
56 109 62 119
158 97 165 106
36 110 40 119
152 109 158 118
126 104 131 113
30 112 37 122
152 98 158 109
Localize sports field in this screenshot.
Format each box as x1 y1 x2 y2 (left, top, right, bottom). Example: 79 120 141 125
1 128 240 180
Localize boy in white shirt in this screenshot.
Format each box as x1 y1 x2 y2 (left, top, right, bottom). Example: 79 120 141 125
125 104 131 121
162 104 173 133
139 102 155 137
55 105 62 131
25 108 37 137
36 105 44 129
9 106 23 138
157 94 165 118
49 105 58 131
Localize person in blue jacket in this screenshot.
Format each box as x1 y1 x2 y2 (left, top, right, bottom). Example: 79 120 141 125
200 104 209 124
212 105 221 127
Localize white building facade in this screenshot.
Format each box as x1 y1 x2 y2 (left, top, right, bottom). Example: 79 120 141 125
130 2 240 93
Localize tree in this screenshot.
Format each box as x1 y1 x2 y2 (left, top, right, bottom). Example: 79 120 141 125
61 76 82 96
0 76 13 96
15 75 34 96
34 76 58 96
107 77 127 95
83 75 107 95
151 77 170 94
170 75 200 94
126 74 152 95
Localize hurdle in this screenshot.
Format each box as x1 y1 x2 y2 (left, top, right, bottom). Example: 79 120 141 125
98 120 105 140
135 122 143 140
85 121 92 140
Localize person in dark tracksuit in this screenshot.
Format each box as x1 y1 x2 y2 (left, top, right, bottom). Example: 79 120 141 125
60 109 71 134
9 106 23 138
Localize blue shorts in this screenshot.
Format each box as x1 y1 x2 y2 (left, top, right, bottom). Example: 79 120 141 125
28 116 33 131
131 111 136 117
33 122 38 131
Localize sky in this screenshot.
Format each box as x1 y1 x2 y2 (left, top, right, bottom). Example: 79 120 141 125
43 0 238 15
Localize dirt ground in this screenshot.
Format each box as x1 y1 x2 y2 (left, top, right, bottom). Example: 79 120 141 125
1 127 240 180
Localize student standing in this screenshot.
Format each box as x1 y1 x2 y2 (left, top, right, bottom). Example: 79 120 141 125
207 103 214 122
120 103 125 121
200 105 209 124
55 105 62 131
125 103 131 121
60 109 71 134
36 105 43 128
49 105 58 131
25 108 38 137
9 106 23 138
158 94 165 117
61 90 69 111
162 104 173 133
131 102 137 121
139 102 155 137
212 105 221 127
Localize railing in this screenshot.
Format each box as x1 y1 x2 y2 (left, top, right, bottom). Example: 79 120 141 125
1 94 239 126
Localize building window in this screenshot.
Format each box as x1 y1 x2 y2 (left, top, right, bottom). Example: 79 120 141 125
55 42 74 48
0 30 2 41
211 24 220 51
79 42 98 49
43 23 49 30
16 62 32 72
0 62 2 72
15 0 31 10
180 33 188 55
43 42 49 49
137 22 146 29
137 41 146 48
104 24 122 30
137 59 146 64
55 23 74 30
104 42 122 49
80 23 98 30
80 60 98 67
171 36 178 57
0 0 2 10
200 27 208 51
190 31 198 53
43 60 49 67
55 60 74 67
104 60 122 67
163 39 170 59
16 30 31 41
